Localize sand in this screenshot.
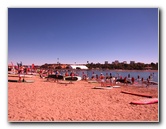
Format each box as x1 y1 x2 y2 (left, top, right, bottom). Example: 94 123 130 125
8 76 158 122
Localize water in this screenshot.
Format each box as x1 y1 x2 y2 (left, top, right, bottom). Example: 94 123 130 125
61 69 158 83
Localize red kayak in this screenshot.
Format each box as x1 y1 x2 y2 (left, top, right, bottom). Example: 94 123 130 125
130 98 158 105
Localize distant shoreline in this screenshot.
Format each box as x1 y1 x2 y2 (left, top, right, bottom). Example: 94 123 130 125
75 69 158 72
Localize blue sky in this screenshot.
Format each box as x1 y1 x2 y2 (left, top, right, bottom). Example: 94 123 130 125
8 8 158 65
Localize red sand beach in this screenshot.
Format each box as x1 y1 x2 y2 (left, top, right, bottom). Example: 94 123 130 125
8 76 158 122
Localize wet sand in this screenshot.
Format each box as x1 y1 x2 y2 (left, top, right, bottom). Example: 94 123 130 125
8 76 158 122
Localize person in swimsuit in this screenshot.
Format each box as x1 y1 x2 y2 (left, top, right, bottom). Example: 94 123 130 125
65 71 69 76
100 73 105 87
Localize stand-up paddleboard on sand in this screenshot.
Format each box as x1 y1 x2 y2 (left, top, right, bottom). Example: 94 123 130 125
116 79 131 84
64 76 81 81
121 91 152 98
24 80 35 83
47 74 64 80
130 98 158 105
93 86 113 90
88 80 98 83
8 79 18 82
113 86 121 88
149 81 158 85
58 81 74 84
8 79 35 83
8 74 33 78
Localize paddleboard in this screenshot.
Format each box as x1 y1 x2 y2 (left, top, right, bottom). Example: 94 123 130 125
47 74 64 80
121 91 152 98
20 75 33 78
8 79 18 82
88 80 98 83
149 81 158 85
8 79 34 83
24 80 35 83
8 74 32 78
116 79 131 84
64 76 81 81
59 81 73 84
93 86 113 90
130 98 158 105
8 74 18 77
113 86 121 88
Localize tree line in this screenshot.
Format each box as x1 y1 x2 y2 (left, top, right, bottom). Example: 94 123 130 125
86 62 158 70
39 62 158 70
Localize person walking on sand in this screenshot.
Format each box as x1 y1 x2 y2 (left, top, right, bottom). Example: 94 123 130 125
54 70 59 83
100 73 105 87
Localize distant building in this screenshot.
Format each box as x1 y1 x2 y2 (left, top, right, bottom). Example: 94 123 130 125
130 61 135 64
105 61 108 64
137 62 144 64
114 60 119 65
123 61 127 64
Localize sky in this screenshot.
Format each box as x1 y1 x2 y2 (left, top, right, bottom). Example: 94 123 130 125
8 8 158 65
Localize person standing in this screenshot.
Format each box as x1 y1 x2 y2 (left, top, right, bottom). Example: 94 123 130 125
137 75 140 82
146 78 149 87
65 71 69 76
131 77 135 85
100 73 105 87
91 72 96 80
96 74 99 81
55 70 59 83
124 77 128 86
141 77 144 86
110 76 114 86
82 72 85 80
18 69 22 82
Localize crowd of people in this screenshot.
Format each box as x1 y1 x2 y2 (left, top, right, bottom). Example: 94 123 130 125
9 66 155 87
